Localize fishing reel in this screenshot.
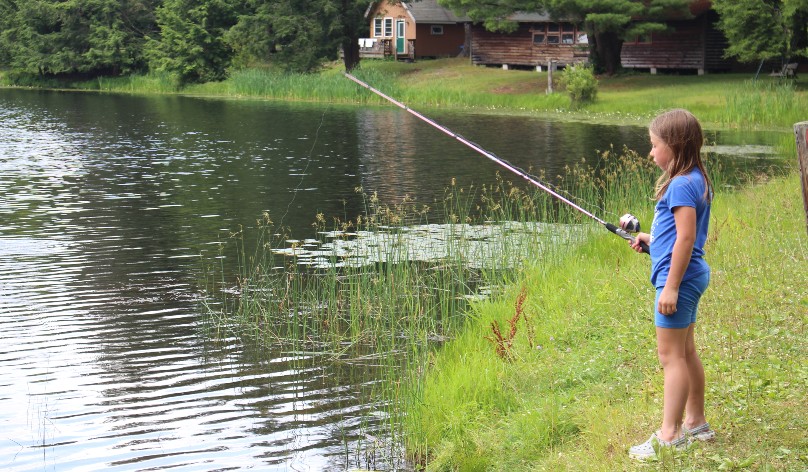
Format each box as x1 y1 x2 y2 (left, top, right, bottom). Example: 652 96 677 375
618 213 641 233
606 213 649 254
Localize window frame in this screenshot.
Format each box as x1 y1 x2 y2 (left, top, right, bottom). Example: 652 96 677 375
430 25 444 35
384 18 393 37
534 22 584 46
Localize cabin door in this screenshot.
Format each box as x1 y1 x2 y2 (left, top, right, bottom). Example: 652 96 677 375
396 20 406 54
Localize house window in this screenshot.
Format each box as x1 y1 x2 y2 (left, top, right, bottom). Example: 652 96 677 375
375 17 393 37
532 33 545 44
431 25 444 35
562 33 574 44
546 23 560 44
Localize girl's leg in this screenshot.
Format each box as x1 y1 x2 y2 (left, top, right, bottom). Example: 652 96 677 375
656 326 690 441
683 323 707 429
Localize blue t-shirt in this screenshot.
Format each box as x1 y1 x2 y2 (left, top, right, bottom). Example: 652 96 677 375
649 168 711 288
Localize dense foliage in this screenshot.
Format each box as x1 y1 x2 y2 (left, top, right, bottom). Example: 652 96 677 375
712 0 808 64
0 0 157 77
145 0 238 84
560 64 598 106
0 0 367 83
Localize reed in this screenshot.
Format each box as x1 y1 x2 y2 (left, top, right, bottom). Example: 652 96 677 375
720 79 805 129
64 72 182 93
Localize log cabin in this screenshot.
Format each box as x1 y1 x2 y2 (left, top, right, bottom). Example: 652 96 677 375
621 2 735 75
470 13 590 70
470 1 743 74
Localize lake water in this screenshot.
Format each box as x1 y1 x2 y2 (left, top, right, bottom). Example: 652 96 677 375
0 88 785 471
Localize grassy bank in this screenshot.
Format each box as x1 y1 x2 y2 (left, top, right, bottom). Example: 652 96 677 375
403 172 807 470
3 58 806 132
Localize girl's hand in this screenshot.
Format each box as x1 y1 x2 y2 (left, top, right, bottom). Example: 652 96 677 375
629 232 650 253
657 286 679 315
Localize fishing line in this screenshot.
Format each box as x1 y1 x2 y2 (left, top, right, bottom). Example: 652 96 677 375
277 107 329 229
344 72 648 254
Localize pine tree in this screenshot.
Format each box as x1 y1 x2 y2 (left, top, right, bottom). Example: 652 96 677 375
0 0 155 77
146 0 238 84
225 0 367 73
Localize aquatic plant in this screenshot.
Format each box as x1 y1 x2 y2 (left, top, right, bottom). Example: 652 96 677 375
206 150 676 464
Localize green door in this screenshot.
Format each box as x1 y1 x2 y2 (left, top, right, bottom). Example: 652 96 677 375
396 20 405 54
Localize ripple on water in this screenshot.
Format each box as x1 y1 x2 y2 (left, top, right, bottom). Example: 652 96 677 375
0 94 404 471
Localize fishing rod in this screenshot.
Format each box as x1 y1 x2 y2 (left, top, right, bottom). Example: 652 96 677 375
344 72 648 254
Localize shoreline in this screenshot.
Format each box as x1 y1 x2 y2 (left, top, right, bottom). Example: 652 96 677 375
3 58 805 133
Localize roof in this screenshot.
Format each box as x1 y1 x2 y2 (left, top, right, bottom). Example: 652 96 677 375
404 0 470 23
366 1 552 24
506 12 552 22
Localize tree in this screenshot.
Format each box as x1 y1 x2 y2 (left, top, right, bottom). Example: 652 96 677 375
0 0 156 77
438 0 692 75
333 0 367 72
145 0 238 84
225 0 367 73
712 0 808 64
223 0 277 68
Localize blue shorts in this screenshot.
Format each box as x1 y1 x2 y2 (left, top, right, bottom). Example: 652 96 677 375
655 271 710 329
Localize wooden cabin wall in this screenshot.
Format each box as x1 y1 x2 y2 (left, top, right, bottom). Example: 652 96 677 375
470 24 588 67
415 24 466 58
621 19 706 71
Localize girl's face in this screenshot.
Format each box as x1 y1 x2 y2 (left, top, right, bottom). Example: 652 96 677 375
649 132 674 171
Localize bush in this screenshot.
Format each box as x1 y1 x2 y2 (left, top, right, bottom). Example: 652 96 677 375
560 65 598 107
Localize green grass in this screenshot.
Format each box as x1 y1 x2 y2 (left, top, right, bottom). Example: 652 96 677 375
402 170 807 470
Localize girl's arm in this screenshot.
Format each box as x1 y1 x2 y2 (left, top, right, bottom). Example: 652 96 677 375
657 206 696 315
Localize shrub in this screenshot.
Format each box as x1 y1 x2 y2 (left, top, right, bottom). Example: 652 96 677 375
560 65 598 107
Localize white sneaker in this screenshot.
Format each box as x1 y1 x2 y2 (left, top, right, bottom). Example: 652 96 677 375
629 432 690 460
685 422 716 441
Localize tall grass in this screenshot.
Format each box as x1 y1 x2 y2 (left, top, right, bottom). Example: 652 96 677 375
93 72 181 93
720 79 806 129
207 178 569 348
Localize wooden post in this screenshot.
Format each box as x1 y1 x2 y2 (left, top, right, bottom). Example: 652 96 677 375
796 121 808 236
547 60 554 94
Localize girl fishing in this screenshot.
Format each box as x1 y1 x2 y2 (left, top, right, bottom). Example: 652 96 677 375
625 109 716 460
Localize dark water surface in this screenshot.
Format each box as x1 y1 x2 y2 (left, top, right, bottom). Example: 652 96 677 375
0 89 784 471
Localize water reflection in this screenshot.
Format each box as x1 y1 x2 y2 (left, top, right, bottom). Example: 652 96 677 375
0 88 788 471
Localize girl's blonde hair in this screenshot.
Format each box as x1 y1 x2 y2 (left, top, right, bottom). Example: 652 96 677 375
650 109 713 202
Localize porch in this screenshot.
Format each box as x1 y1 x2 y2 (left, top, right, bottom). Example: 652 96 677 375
358 38 416 61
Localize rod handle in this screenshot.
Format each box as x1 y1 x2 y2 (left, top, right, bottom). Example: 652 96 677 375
605 223 650 255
